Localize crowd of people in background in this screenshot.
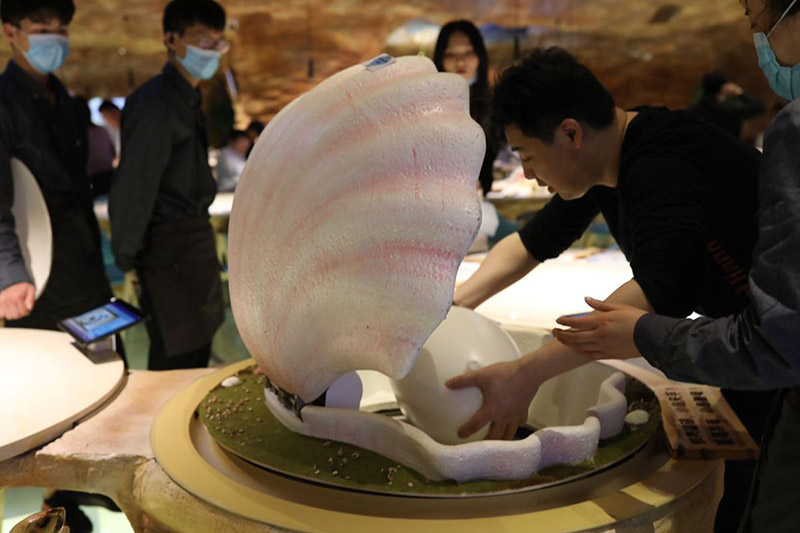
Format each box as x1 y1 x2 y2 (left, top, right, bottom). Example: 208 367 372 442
0 0 798 531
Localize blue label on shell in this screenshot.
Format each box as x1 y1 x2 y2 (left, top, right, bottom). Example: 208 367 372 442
363 53 396 72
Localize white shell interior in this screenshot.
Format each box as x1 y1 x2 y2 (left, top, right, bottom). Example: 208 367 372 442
228 55 484 402
230 55 631 482
266 327 628 482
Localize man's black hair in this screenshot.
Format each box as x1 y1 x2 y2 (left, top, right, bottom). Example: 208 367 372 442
98 99 120 114
0 0 75 26
163 0 225 35
491 47 616 143
701 71 728 97
246 120 264 135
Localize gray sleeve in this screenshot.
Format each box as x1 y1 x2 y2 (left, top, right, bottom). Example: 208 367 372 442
0 107 32 292
633 103 800 390
109 96 171 271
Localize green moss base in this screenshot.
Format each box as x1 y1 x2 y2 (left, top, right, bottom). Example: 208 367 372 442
197 367 660 496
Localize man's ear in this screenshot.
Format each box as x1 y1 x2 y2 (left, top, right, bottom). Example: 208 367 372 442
164 31 175 50
2 23 18 45
560 118 583 149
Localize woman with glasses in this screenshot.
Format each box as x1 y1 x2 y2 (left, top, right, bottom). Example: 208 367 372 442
433 21 519 247
433 20 497 198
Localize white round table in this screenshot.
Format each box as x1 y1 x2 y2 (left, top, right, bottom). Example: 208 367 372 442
0 328 125 461
458 249 667 375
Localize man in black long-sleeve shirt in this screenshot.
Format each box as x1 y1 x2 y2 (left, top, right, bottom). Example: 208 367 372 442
0 3 118 531
110 0 227 370
0 0 111 329
450 47 771 532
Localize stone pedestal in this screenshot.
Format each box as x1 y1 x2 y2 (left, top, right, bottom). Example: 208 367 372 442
0 369 287 532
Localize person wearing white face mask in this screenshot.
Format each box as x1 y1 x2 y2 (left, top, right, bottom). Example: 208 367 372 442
109 0 228 371
552 1 800 530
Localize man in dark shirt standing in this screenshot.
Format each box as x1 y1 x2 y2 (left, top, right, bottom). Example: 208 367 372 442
0 0 111 331
110 0 226 370
448 47 770 532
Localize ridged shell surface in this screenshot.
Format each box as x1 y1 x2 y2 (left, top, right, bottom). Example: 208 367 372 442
228 56 484 401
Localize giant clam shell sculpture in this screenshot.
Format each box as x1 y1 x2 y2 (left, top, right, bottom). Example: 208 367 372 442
228 55 629 482
228 55 484 402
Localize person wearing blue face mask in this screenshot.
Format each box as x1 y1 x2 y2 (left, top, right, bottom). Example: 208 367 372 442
0 0 114 329
753 0 800 101
552 1 800 530
0 3 122 530
18 30 69 75
109 0 228 371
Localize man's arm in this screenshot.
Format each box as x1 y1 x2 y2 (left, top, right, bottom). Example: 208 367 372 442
109 96 171 271
454 232 539 309
455 194 600 309
513 278 653 391
447 278 653 439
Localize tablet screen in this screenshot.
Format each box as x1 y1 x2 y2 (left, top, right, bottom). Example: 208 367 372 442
59 299 143 344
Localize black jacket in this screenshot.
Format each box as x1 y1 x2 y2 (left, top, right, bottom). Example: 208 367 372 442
0 60 110 326
109 62 217 271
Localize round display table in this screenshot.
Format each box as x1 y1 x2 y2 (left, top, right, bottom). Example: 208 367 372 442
151 360 722 533
0 328 125 462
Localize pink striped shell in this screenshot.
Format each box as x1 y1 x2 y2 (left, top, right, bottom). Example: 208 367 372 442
228 56 484 401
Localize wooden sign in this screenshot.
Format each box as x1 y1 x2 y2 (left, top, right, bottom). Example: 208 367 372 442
654 384 759 460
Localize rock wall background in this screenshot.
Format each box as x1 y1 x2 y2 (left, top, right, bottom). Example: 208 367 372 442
0 1 776 138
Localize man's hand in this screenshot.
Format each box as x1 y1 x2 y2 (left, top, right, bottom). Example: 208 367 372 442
552 297 647 360
718 82 744 101
452 233 539 309
446 359 540 440
0 281 36 320
125 269 139 288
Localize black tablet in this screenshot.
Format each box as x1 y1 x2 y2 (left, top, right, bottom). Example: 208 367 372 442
58 298 144 345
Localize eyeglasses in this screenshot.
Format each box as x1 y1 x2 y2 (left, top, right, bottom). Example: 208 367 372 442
179 31 230 54
443 50 477 63
192 35 230 54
